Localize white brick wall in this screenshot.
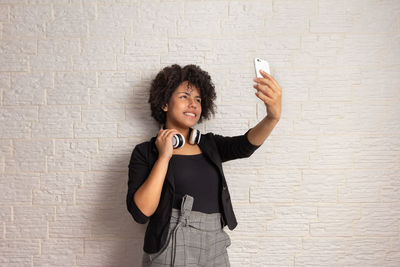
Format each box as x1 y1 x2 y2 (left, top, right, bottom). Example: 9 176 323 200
0 0 399 266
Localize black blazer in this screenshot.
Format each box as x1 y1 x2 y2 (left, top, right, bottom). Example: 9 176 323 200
126 128 261 254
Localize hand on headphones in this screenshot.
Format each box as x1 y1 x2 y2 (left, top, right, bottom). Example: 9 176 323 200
157 126 201 152
155 128 181 160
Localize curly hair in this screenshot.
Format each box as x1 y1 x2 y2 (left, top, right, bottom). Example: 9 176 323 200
148 64 217 125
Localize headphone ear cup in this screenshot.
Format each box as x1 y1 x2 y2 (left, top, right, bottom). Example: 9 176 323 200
189 128 201 145
172 133 185 149
160 125 185 149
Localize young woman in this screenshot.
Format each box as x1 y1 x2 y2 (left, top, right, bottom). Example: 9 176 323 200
127 64 282 266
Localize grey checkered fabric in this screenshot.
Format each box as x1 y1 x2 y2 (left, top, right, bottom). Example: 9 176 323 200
142 194 231 267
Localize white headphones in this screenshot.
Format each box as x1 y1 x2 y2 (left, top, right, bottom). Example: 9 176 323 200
161 125 201 149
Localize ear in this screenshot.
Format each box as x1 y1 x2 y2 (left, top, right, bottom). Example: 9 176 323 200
162 103 168 112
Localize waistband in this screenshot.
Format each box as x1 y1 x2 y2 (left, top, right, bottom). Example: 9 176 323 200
170 207 223 231
170 194 224 231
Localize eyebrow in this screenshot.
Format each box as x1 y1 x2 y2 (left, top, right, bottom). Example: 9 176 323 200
178 92 201 98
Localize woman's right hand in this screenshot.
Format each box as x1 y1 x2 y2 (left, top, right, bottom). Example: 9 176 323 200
155 128 181 160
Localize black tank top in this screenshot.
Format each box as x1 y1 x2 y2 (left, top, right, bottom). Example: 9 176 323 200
171 153 223 214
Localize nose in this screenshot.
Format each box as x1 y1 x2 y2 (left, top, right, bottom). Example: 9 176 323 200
188 97 198 107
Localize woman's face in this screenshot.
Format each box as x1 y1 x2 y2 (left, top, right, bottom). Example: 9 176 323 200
162 81 202 129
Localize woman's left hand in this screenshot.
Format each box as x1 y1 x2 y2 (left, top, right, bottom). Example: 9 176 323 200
253 70 282 121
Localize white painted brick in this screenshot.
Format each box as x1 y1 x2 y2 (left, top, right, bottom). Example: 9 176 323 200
6 140 52 172
0 239 40 260
222 171 258 203
178 17 220 36
310 15 353 33
0 140 12 158
33 254 77 267
381 34 400 67
0 72 9 87
39 238 83 255
117 116 157 138
30 0 68 3
233 203 274 236
46 3 95 38
0 121 30 138
91 208 130 238
381 100 400 134
337 238 390 265
0 0 26 3
50 206 92 238
33 172 82 205
310 221 354 237
185 1 227 18
168 38 213 52
352 0 400 33
229 1 272 17
133 15 177 37
295 34 344 67
89 3 137 37
0 106 37 121
73 54 116 71
90 71 134 104
0 5 8 22
76 172 124 205
353 203 400 236
354 69 400 99
298 237 346 265
93 138 135 170
125 36 168 55
267 0 314 34
47 139 97 172
31 121 73 139
294 170 345 202
318 0 363 15
250 183 296 203
82 104 124 122
4 72 51 105
77 239 134 266
6 206 55 239
49 72 96 104
0 54 28 71
116 54 160 72
0 206 11 222
80 37 124 55
0 1 398 265
386 238 400 264
38 105 80 122
74 121 117 138
0 39 36 54
337 35 389 67
38 38 80 55
2 5 51 38
30 54 72 71
221 16 265 35
0 173 40 204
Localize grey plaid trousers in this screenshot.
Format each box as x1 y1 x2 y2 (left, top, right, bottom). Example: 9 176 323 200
142 194 231 267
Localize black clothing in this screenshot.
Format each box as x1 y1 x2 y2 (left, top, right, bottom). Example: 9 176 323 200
126 128 261 254
171 153 223 214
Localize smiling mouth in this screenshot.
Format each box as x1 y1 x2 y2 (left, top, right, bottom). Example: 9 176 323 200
184 113 196 118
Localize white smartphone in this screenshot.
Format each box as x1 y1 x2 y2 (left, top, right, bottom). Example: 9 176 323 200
254 57 270 78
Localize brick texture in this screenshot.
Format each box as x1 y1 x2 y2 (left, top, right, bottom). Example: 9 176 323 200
0 0 399 266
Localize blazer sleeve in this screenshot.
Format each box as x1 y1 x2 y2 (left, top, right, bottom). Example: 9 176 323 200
212 127 262 163
126 144 151 224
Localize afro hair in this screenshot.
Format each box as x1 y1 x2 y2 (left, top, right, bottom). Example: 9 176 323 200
148 64 217 126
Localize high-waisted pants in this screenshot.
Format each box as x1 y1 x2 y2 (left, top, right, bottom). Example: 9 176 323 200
142 194 231 267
